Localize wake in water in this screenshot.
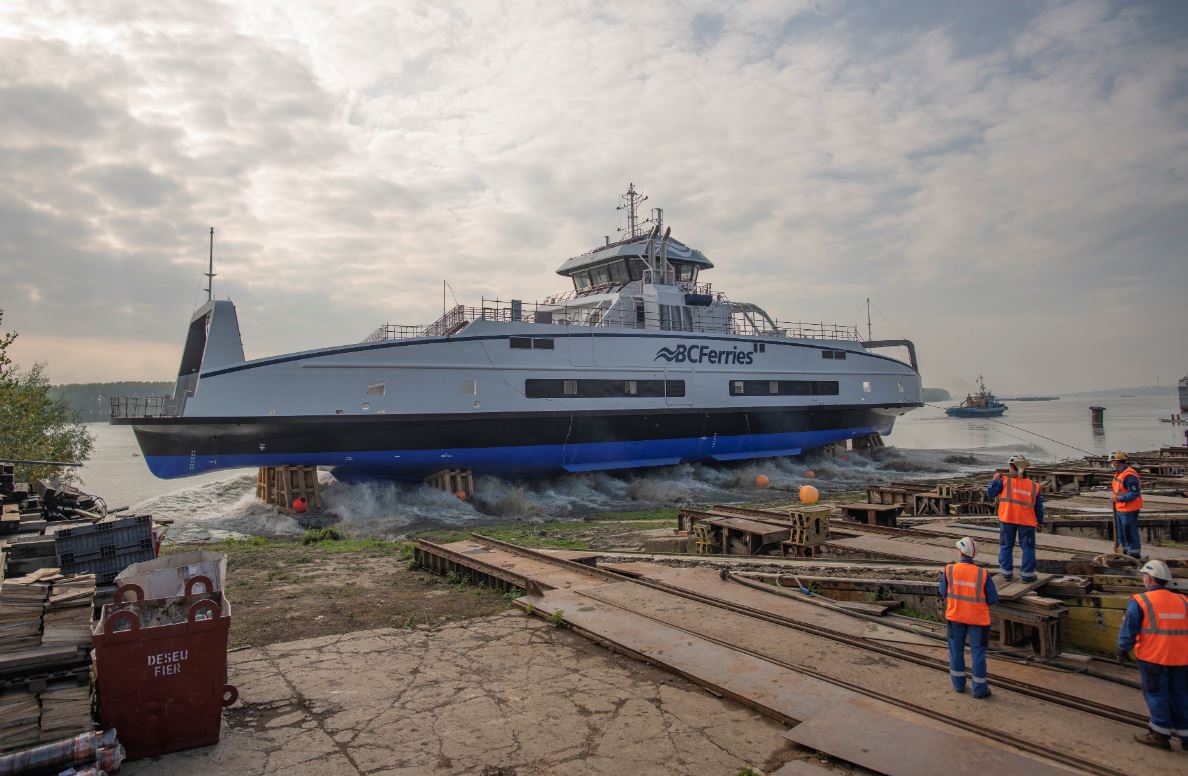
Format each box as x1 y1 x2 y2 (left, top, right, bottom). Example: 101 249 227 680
133 445 1024 542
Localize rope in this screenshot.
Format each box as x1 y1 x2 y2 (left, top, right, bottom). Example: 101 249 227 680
923 402 1097 457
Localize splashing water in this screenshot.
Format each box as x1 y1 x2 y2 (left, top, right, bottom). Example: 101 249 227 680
125 445 1011 542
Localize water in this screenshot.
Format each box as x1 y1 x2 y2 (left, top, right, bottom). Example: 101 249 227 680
76 395 1185 542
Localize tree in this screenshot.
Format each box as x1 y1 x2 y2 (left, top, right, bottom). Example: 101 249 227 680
0 310 94 484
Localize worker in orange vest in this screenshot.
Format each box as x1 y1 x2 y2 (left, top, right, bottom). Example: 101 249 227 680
940 537 999 698
985 454 1044 583
1117 559 1188 750
1109 451 1144 559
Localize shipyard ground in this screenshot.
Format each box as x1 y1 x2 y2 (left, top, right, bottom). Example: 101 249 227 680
122 614 806 776
119 473 1188 776
122 523 832 775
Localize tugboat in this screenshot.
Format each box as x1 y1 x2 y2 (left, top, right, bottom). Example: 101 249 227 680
946 376 1007 418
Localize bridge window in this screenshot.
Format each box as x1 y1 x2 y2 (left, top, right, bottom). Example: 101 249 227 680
822 350 847 360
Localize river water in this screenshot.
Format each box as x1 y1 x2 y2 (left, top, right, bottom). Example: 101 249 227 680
75 395 1185 542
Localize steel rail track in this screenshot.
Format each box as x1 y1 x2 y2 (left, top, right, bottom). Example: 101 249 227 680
453 534 1139 775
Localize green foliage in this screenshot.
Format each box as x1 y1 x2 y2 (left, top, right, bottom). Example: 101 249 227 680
302 527 343 544
398 542 415 560
733 768 761 776
502 587 523 601
0 311 93 484
548 608 565 627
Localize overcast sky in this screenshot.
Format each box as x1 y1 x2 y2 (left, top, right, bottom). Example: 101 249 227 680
1 0 1185 394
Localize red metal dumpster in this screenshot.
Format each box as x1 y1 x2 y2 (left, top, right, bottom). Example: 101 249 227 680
91 577 237 759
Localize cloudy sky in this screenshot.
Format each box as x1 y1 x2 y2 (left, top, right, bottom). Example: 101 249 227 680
1 0 1185 394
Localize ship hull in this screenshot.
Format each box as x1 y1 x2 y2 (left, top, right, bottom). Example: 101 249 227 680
118 403 913 479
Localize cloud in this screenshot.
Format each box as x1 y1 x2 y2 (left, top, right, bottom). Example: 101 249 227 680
0 0 1185 395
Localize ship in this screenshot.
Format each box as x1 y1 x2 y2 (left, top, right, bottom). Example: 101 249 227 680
945 376 1007 418
111 185 923 480
1180 375 1188 414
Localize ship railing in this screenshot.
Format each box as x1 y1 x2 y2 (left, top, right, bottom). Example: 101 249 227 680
111 395 176 419
363 301 861 342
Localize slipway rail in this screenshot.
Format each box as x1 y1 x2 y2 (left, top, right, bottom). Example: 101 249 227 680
415 535 1175 776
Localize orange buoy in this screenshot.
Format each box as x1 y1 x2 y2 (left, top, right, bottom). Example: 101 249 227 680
455 489 468 500
804 469 816 479
755 474 770 488
292 497 308 514
799 485 819 504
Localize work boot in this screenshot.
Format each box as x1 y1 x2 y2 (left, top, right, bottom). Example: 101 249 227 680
1133 731 1171 750
1021 576 1037 583
952 684 966 694
972 688 991 699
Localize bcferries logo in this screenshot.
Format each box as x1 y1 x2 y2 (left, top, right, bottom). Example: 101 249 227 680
655 344 755 365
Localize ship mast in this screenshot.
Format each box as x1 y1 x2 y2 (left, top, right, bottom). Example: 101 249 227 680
204 227 216 302
617 183 649 239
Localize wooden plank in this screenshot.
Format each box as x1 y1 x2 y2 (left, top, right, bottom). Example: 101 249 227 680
785 697 1079 776
992 574 1055 601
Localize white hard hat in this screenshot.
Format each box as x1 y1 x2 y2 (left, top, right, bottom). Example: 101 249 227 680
1008 454 1029 471
956 537 977 558
1140 560 1171 584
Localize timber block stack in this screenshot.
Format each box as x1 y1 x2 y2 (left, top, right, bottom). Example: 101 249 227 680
782 506 830 558
256 466 324 514
0 568 96 751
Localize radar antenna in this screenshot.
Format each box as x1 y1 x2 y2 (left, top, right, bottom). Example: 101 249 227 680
616 183 651 239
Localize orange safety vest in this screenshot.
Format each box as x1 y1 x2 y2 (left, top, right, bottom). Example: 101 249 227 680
1112 466 1143 513
1132 588 1188 666
996 476 1039 527
945 562 991 626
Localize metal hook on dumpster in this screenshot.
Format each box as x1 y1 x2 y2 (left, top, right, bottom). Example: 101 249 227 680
114 583 144 605
222 685 238 707
187 598 219 623
106 609 141 634
185 575 215 596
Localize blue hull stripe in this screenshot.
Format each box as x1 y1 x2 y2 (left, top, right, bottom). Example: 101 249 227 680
142 426 888 479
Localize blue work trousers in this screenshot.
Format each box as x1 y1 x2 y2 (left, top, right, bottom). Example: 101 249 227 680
998 522 1036 580
946 621 989 696
1138 660 1188 741
1116 510 1142 558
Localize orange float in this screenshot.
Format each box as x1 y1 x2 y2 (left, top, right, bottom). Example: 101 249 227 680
292 497 307 514
804 469 816 479
755 474 770 488
798 485 819 504
455 489 468 500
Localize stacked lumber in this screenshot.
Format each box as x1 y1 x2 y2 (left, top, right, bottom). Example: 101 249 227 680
0 688 39 750
41 574 96 649
38 677 92 743
0 569 96 752
0 570 50 653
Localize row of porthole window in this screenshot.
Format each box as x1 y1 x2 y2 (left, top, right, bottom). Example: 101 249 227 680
362 378 876 401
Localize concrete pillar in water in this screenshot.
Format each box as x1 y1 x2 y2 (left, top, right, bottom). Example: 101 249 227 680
1090 406 1105 427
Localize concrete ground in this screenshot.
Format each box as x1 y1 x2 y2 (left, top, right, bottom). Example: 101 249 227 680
123 611 805 776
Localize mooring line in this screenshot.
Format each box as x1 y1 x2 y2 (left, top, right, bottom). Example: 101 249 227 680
923 402 1097 457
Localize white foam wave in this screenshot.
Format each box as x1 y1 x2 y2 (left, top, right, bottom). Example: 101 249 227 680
131 445 1015 542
